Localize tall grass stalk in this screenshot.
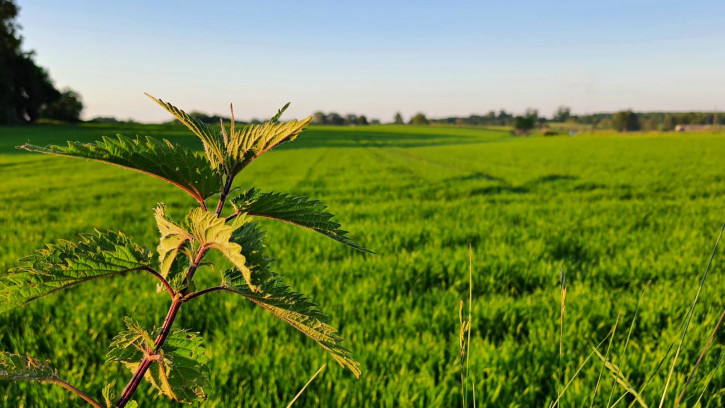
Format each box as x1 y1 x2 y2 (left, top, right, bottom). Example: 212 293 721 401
589 312 621 407
286 364 327 408
658 223 725 408
559 267 567 407
549 329 614 408
608 281 651 408
674 305 725 406
459 244 475 407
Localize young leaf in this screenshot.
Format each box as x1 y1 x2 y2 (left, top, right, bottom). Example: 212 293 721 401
224 116 312 176
1 230 153 313
221 222 361 378
230 187 371 253
154 204 193 278
18 135 222 205
145 93 226 172
108 324 211 404
155 205 254 290
0 352 56 381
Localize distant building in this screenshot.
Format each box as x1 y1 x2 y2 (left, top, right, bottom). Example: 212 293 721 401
675 124 711 132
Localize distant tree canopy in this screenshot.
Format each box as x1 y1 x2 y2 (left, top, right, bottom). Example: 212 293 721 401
309 111 372 126
0 0 81 124
612 110 641 132
513 109 538 133
393 112 404 124
553 106 571 122
409 113 429 125
43 88 83 122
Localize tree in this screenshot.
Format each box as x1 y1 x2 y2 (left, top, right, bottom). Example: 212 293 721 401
514 115 535 133
553 106 571 122
311 111 326 125
327 112 344 125
612 110 641 132
513 108 538 134
409 113 428 125
357 115 368 126
0 0 62 124
344 113 358 125
393 112 404 124
42 88 83 122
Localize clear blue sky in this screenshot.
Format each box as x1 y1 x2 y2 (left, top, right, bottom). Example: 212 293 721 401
16 0 725 122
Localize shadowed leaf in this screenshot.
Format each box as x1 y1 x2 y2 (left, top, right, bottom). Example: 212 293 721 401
18 134 221 204
219 222 361 378
107 320 210 404
231 187 371 253
0 352 56 381
0 230 152 313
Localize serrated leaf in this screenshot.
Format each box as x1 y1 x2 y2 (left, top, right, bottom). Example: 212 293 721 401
225 116 311 176
18 134 221 204
1 230 153 313
102 383 115 408
154 205 254 290
0 352 56 381
221 222 361 378
155 204 193 279
108 326 210 404
147 95 310 178
231 187 371 253
145 94 226 172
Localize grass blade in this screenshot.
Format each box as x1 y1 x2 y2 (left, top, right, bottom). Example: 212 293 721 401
286 363 327 408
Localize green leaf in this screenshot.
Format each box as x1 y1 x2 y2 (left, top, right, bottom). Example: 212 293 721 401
269 102 290 123
1 230 153 313
221 222 361 378
18 134 221 204
102 383 115 408
231 187 371 253
154 204 193 279
107 322 210 404
154 205 254 290
224 115 311 176
146 96 311 179
0 352 56 381
145 93 226 172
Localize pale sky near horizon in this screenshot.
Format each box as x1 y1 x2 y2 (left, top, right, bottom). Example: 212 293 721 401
15 0 725 123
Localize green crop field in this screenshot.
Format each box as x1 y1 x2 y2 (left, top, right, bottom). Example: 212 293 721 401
2 123 725 407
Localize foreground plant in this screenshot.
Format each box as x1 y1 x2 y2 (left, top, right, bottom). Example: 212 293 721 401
0 94 368 407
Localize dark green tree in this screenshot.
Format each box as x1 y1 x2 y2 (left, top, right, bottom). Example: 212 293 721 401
612 110 641 132
357 115 368 126
393 112 404 124
0 0 62 124
409 113 428 125
42 88 83 122
553 106 571 122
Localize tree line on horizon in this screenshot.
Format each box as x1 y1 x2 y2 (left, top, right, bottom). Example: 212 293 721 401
0 0 83 124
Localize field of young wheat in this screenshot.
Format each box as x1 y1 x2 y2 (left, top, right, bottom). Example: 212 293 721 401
1 123 724 406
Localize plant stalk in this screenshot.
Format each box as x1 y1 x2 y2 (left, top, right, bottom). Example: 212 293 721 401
44 378 104 408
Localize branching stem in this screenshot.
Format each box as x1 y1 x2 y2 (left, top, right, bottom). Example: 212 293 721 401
215 176 234 215
115 236 214 407
43 377 104 408
182 286 228 303
141 266 175 298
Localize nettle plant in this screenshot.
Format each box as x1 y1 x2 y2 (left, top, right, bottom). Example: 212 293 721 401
0 94 368 407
